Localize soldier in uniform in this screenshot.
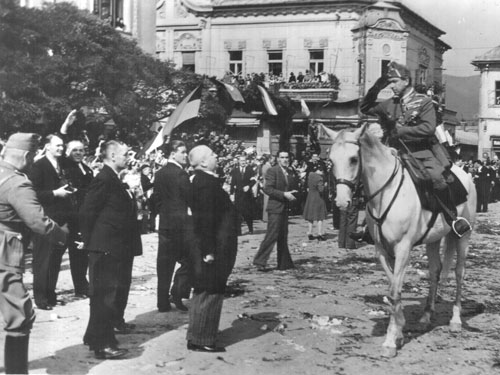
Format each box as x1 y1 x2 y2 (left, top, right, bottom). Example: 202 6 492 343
358 61 470 238
0 133 68 374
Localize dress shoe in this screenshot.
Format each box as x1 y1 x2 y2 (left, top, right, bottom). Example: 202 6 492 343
172 298 188 312
37 303 53 310
349 228 374 244
187 342 226 353
255 265 270 272
308 234 315 241
94 346 128 360
317 235 326 241
114 322 136 334
158 304 172 312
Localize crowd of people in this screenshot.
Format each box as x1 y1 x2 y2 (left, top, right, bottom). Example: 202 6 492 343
1 96 500 371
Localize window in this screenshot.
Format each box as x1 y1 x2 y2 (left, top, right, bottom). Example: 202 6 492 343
182 52 195 72
309 50 324 75
418 65 428 85
94 0 124 28
268 51 283 76
229 51 243 75
381 59 391 77
496 81 500 105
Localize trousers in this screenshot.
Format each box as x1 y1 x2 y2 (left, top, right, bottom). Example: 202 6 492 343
0 270 35 337
186 292 224 346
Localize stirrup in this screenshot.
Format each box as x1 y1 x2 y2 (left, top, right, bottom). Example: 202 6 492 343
451 217 471 238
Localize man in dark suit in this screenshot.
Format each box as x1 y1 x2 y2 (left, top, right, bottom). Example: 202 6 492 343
29 135 75 310
187 145 238 352
473 159 494 212
155 140 192 312
61 140 93 298
230 155 256 235
80 140 142 359
253 151 298 271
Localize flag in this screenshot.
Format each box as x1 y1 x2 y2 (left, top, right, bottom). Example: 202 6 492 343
140 85 202 156
211 78 245 103
300 98 311 117
257 85 278 116
210 78 245 116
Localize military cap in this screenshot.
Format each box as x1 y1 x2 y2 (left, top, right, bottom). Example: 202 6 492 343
387 61 411 79
5 133 40 152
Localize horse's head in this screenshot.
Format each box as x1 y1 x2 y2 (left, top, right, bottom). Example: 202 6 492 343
322 125 363 210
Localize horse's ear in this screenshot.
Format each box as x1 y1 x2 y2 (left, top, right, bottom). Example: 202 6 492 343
321 124 338 140
352 123 367 140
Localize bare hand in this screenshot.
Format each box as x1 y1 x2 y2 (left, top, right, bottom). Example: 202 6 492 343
284 190 297 201
243 186 250 192
53 185 74 198
65 109 78 126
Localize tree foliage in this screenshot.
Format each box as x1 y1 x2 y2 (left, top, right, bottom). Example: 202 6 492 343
0 2 201 144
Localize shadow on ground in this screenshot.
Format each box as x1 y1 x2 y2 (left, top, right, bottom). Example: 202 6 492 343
29 309 187 374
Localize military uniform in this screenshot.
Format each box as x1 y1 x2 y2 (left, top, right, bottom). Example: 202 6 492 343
360 61 471 238
0 133 67 374
361 85 448 190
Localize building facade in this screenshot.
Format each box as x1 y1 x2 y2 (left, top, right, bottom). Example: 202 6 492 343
19 0 157 55
472 46 500 160
156 0 451 155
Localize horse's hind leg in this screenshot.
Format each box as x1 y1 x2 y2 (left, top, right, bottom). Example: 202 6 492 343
419 240 442 327
450 234 470 331
382 241 410 357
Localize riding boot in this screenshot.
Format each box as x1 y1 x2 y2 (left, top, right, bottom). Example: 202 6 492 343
435 187 471 238
5 335 29 374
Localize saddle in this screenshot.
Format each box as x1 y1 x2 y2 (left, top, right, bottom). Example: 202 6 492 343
400 151 467 213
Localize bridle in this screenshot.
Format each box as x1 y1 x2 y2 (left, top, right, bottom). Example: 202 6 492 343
333 136 405 244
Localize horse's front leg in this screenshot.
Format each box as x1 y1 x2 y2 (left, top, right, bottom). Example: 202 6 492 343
419 240 442 327
382 241 411 358
450 234 470 331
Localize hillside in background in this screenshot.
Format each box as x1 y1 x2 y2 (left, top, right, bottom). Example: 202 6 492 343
444 74 480 121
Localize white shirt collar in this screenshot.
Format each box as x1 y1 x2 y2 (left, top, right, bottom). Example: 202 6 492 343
401 87 415 105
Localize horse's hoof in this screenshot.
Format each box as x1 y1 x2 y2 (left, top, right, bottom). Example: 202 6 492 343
382 346 398 358
449 322 462 332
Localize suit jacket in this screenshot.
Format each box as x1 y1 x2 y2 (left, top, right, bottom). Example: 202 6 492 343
264 165 297 214
79 164 142 258
60 157 93 228
190 170 238 293
155 162 191 230
29 156 72 225
475 166 494 193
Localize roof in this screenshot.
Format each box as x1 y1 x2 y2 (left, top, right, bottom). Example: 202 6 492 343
472 45 500 65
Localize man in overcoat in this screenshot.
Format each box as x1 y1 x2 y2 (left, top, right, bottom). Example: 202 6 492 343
187 145 238 352
80 140 142 359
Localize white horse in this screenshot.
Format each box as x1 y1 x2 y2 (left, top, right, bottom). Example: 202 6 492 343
323 124 476 357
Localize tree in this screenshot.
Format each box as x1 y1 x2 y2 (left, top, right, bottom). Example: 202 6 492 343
0 2 201 145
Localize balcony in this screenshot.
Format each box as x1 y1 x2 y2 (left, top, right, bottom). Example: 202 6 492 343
278 87 338 102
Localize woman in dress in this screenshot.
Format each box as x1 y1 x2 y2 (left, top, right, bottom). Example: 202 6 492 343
302 164 328 241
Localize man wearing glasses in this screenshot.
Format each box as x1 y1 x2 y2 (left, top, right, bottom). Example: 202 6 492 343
253 151 297 272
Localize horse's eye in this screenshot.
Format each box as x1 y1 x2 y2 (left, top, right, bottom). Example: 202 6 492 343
350 156 358 164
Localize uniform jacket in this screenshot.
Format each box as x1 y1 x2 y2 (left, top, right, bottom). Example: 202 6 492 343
190 170 238 293
29 156 73 225
154 162 192 230
264 165 298 214
0 161 66 272
79 164 142 258
361 87 437 148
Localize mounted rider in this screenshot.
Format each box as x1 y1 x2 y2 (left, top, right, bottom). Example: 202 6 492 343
358 61 470 238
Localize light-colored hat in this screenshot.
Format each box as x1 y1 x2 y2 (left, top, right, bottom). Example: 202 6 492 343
5 133 40 152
